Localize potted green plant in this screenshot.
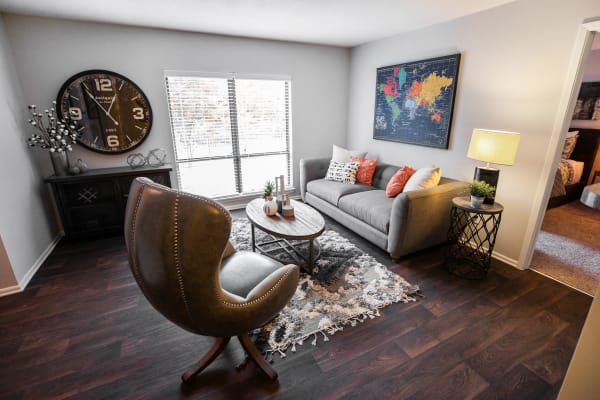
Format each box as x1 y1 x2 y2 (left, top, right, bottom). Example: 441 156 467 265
262 180 277 216
262 180 275 200
467 180 495 208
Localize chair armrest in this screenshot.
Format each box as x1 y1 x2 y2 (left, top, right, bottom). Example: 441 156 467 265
387 180 468 258
299 157 330 201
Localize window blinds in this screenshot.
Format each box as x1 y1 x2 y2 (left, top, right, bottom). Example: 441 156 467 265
165 74 292 198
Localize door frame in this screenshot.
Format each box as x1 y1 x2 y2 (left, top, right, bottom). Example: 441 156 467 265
520 19 600 270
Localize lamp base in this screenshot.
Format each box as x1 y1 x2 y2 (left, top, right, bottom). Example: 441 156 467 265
474 166 499 204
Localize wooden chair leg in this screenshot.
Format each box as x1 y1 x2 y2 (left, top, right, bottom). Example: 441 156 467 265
181 337 230 383
238 334 278 380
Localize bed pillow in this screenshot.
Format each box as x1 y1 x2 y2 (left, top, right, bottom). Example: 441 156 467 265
403 167 441 192
350 157 377 186
561 131 579 159
332 144 367 163
325 160 360 184
385 166 415 197
558 159 584 185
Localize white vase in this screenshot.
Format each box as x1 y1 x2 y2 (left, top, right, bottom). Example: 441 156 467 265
263 198 278 216
470 195 485 208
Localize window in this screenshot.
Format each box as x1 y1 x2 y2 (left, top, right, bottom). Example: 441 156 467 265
165 72 292 199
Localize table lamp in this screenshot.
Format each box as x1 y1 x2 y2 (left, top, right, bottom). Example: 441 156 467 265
467 129 520 204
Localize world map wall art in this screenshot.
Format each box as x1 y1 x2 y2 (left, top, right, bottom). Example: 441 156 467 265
373 53 461 149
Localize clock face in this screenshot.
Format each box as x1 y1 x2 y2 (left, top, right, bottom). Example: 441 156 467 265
56 70 152 154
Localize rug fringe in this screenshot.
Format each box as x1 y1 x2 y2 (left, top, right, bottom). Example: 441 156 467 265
263 295 416 360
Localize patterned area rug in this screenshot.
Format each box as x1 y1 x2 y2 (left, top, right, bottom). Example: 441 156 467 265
229 218 419 359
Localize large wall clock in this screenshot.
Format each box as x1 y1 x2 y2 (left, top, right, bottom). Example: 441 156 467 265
56 70 153 154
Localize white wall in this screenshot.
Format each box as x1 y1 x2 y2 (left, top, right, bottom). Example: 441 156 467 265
0 15 58 292
2 14 350 190
347 0 600 264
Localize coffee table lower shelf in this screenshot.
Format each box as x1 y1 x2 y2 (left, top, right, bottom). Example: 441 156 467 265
250 227 322 271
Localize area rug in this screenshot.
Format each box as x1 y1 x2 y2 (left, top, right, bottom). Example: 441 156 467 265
530 201 600 296
229 218 419 359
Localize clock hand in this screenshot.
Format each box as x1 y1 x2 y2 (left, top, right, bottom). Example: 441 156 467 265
107 94 117 115
85 90 119 126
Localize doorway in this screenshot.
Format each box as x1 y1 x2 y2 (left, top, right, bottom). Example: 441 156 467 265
523 22 600 296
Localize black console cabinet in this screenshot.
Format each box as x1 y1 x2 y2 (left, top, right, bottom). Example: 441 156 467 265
45 165 172 240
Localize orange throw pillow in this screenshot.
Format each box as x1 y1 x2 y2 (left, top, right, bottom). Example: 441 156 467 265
350 157 377 186
386 166 415 197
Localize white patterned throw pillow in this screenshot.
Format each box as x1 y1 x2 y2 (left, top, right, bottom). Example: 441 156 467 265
325 161 360 184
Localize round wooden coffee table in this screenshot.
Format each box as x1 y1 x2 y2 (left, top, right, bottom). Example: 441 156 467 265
245 198 325 269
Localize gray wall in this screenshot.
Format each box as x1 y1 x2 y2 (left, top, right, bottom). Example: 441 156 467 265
2 14 350 189
0 14 349 293
346 0 600 264
0 15 57 290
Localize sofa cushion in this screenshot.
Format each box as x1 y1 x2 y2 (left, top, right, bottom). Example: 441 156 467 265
350 157 378 186
338 190 393 233
386 166 415 197
306 179 374 206
404 166 441 192
325 160 360 184
332 144 367 162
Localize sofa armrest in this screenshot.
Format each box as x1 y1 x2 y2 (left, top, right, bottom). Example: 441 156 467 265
387 180 468 258
299 157 330 201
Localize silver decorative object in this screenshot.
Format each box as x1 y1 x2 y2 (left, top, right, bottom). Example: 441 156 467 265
127 153 147 168
146 148 167 167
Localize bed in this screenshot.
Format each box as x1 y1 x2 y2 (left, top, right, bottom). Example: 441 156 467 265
548 128 600 209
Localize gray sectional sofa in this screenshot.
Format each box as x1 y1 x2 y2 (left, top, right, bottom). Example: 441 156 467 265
299 157 468 260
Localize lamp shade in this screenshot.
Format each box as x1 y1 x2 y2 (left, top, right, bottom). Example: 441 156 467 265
467 129 520 166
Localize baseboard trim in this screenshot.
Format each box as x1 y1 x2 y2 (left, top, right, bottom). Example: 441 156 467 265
17 233 63 291
0 285 21 297
492 251 519 269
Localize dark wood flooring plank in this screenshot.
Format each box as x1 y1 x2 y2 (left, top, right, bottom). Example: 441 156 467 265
338 282 574 399
313 303 432 371
396 295 499 358
465 310 568 383
521 322 583 385
0 211 591 400
409 362 489 400
474 364 554 400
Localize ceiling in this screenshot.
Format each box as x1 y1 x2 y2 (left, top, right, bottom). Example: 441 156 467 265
0 0 517 47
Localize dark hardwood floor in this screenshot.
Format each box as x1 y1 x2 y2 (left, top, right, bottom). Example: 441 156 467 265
0 211 592 399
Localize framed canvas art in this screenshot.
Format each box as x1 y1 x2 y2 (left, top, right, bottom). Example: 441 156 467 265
373 53 461 149
572 81 600 120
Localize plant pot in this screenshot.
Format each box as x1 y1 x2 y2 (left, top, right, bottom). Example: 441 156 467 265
470 195 485 208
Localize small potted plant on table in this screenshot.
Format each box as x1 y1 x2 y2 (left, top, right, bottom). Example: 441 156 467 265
467 180 495 208
262 180 277 216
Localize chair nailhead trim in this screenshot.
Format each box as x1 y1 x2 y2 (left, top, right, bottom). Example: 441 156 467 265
219 268 295 308
172 194 192 318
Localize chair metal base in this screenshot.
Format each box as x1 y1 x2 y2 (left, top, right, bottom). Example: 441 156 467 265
181 334 277 383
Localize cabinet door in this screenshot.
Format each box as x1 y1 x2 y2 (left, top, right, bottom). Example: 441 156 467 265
58 180 122 236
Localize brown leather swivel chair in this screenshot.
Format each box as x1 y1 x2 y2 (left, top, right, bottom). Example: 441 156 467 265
124 177 299 382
